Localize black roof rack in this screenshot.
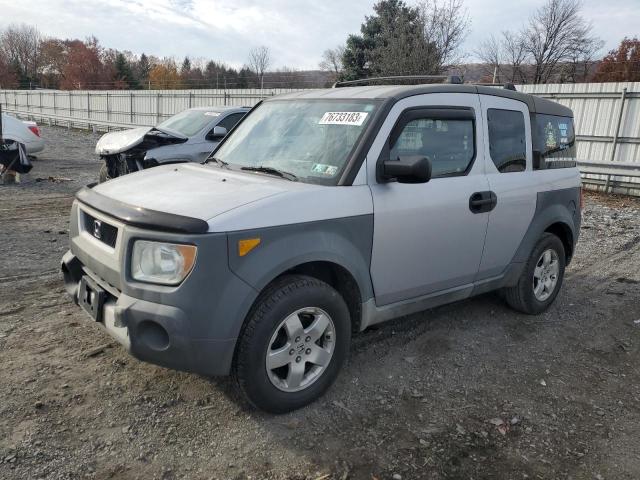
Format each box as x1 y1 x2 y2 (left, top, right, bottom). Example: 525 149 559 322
473 82 517 91
333 75 463 88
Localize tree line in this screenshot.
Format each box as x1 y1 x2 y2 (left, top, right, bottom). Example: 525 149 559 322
1 0 638 91
0 25 330 90
321 0 639 84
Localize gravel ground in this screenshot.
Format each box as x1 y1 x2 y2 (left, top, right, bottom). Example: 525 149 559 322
1 126 639 480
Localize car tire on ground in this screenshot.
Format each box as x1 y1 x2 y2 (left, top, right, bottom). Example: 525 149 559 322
98 164 111 183
233 274 351 413
504 232 566 315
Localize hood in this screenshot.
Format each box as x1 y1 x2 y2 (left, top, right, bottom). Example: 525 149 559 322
91 163 297 221
94 127 188 155
95 127 153 155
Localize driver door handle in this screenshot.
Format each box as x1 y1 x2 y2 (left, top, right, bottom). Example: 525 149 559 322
469 191 497 214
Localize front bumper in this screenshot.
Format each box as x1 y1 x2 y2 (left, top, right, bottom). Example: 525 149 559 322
62 250 238 376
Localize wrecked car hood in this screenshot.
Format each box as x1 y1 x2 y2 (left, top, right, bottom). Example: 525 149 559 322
91 163 293 221
95 127 187 155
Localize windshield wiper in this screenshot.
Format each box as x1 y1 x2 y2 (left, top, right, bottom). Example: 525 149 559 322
240 166 298 181
203 156 229 168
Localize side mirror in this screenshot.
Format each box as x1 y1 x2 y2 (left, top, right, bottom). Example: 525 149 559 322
382 156 432 184
208 126 228 140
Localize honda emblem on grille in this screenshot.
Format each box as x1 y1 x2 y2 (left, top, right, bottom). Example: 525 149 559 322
93 220 102 240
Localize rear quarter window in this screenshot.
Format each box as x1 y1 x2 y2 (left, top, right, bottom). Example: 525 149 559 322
533 114 577 169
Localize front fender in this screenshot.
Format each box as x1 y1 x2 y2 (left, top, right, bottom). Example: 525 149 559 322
227 215 375 305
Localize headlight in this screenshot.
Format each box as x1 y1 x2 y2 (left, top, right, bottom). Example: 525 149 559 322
131 240 197 285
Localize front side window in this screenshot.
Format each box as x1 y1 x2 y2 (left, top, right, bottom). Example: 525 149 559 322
533 114 577 169
487 108 527 173
217 112 245 131
213 100 379 185
390 116 475 178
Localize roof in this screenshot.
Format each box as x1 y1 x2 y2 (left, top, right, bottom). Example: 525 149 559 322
270 84 572 117
189 106 250 113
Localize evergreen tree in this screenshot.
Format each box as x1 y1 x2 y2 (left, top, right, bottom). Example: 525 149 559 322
114 52 137 88
136 53 151 87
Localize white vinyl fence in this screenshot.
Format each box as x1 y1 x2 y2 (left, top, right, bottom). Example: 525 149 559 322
0 88 304 130
520 82 640 195
1 82 639 195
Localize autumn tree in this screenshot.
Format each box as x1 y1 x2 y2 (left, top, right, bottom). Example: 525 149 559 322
148 59 181 89
0 24 42 87
39 38 67 88
593 38 640 82
60 39 107 89
0 53 17 88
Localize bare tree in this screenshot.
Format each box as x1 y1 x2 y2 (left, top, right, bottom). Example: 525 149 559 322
475 34 502 82
523 0 601 84
561 33 603 82
420 0 470 71
0 24 42 86
319 46 345 77
248 46 271 89
501 30 529 83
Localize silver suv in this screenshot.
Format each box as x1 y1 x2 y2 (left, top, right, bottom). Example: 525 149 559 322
62 80 581 412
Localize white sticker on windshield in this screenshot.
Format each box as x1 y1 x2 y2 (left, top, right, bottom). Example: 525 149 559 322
204 112 220 116
312 164 339 176
319 112 368 126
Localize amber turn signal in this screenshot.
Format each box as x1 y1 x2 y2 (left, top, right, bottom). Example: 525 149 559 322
238 238 261 257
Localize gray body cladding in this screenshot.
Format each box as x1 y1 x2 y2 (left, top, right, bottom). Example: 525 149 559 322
63 84 582 377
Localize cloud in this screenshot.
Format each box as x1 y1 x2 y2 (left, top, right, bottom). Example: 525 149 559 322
0 0 636 69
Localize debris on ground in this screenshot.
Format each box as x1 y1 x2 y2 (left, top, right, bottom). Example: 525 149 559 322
1 127 640 479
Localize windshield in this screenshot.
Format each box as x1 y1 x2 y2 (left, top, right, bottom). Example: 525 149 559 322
157 109 219 137
212 100 380 185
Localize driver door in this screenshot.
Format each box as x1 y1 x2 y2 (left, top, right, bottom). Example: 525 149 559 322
368 93 491 306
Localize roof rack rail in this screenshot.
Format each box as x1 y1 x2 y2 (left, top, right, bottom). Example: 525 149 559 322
473 82 517 91
333 75 463 88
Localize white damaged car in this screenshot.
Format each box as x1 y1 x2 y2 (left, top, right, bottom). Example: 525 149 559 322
95 106 248 182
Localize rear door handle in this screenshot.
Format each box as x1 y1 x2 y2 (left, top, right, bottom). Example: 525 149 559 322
469 191 497 213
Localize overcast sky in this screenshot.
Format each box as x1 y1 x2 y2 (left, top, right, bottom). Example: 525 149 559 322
0 0 637 69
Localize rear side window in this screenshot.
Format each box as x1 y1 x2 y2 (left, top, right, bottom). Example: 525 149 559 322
487 109 527 173
390 115 475 178
533 114 577 169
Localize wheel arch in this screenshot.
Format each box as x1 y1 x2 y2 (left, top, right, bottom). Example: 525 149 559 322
544 221 574 263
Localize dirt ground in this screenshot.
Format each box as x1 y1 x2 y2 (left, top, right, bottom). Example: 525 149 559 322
1 126 639 480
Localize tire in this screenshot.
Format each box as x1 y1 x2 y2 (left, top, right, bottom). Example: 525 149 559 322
98 163 111 183
233 275 351 413
504 233 566 315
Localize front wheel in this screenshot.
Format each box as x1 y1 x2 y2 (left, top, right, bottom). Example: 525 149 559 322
233 275 351 413
504 233 566 314
98 163 111 183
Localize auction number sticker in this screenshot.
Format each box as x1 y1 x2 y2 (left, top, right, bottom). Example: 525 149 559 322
319 111 368 126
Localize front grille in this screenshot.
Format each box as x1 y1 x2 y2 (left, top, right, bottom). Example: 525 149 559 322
81 211 118 248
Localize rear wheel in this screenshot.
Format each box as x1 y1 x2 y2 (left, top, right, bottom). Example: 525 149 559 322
233 275 351 413
504 233 566 314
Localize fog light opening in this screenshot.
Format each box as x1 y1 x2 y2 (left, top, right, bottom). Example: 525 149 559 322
138 321 170 351
61 263 80 303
